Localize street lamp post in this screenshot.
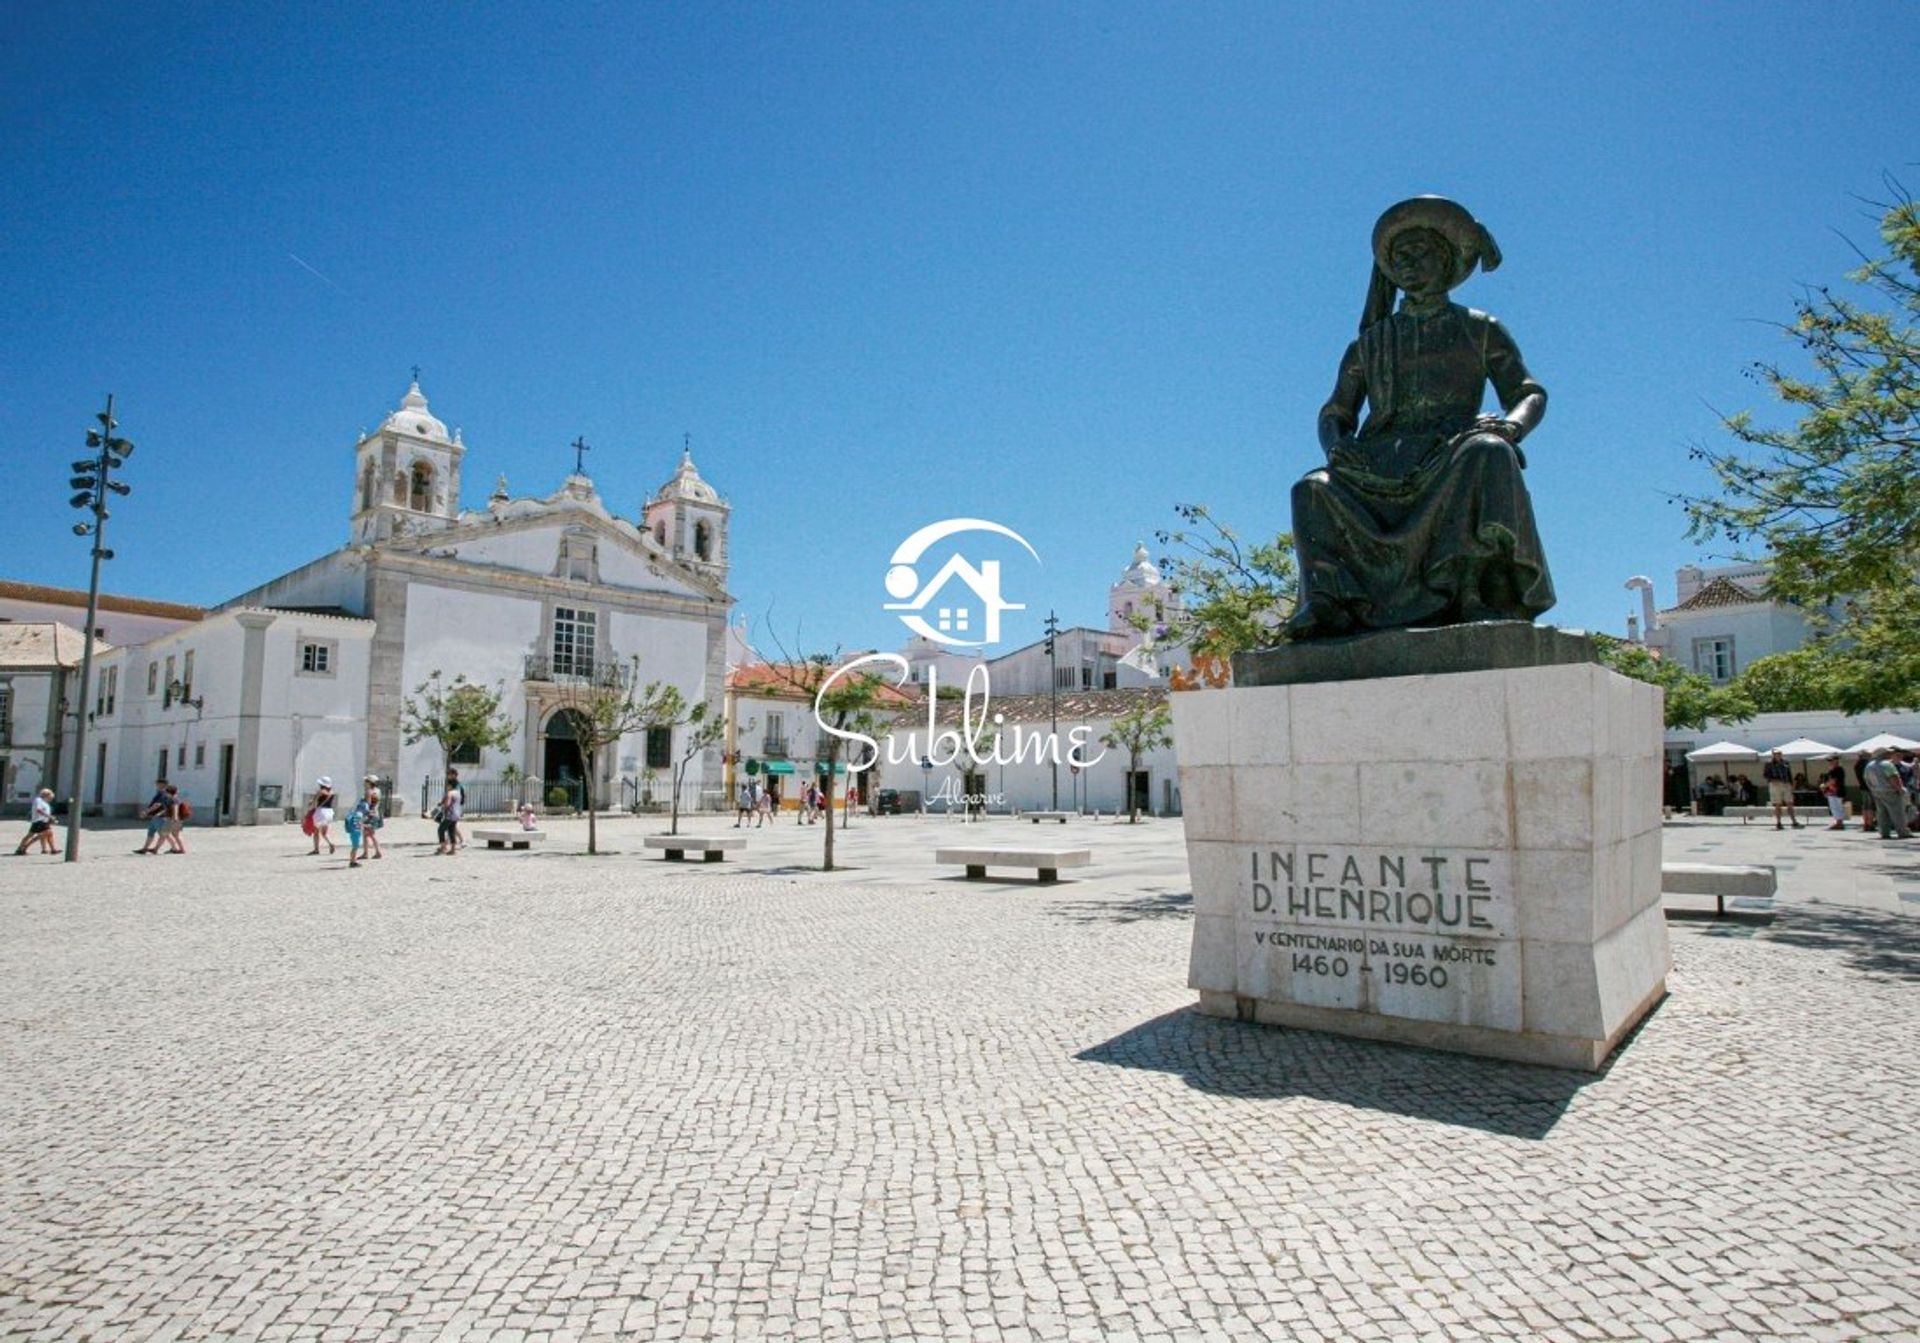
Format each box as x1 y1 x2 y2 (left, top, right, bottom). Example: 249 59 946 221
1044 611 1060 810
64 395 134 862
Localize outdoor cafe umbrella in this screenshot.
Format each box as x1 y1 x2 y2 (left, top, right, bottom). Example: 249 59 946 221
1685 740 1758 783
1844 731 1920 755
1770 737 1845 759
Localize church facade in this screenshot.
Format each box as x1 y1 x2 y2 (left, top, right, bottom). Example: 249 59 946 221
81 381 733 822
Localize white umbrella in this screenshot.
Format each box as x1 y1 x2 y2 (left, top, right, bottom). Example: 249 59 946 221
1685 741 1760 762
1844 732 1920 755
1770 737 1844 759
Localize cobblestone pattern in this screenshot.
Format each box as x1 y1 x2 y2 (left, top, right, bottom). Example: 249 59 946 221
1 832 1916 1341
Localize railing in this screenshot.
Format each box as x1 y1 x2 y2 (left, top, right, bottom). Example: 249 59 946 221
522 653 630 687
761 737 790 759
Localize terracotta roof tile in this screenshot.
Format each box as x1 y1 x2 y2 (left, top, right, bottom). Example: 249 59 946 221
0 621 112 668
0 580 205 621
1664 576 1765 613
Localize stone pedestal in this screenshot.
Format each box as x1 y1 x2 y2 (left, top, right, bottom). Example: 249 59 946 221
1174 649 1669 1071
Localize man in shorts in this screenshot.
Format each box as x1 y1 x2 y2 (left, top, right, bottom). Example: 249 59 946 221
13 788 57 855
136 777 170 854
1761 749 1800 831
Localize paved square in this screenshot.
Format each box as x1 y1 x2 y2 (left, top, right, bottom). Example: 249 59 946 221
3 813 1916 1341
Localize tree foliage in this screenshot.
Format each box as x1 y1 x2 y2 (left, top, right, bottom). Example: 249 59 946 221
1100 698 1174 824
1593 636 1755 732
1144 504 1297 662
400 672 517 777
663 700 726 836
1683 189 1919 600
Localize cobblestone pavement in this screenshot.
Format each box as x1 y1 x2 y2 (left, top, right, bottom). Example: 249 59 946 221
2 815 1916 1341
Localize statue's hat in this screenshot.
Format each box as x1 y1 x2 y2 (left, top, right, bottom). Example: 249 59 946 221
1371 196 1501 287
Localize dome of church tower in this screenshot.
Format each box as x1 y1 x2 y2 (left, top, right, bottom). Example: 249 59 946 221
379 380 451 443
1116 542 1162 588
653 447 723 506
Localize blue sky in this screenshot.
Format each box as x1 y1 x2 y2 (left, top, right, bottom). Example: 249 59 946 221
3 3 1914 657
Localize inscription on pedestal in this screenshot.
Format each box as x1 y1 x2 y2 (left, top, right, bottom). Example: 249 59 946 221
1237 844 1521 1031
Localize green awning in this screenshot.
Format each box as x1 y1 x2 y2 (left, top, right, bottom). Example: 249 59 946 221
763 760 796 774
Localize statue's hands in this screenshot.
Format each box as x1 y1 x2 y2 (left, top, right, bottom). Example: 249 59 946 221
1474 414 1522 443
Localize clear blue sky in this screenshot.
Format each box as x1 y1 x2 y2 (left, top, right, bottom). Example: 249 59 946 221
3 3 1914 656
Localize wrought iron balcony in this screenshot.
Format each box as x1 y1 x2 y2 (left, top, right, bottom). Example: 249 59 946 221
761 736 790 760
523 653 630 687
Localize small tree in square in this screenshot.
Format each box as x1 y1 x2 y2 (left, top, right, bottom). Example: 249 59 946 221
547 658 685 854
401 672 517 779
754 634 891 871
664 700 727 836
1101 697 1174 824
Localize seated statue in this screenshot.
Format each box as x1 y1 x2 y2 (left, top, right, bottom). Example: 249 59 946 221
1287 196 1556 640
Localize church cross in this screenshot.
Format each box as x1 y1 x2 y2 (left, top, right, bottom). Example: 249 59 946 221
571 435 591 476
411 364 421 384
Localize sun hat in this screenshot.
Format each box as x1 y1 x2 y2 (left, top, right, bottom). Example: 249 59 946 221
317 775 332 786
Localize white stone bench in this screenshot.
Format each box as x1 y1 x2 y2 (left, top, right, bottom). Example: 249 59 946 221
936 846 1091 884
644 835 743 863
1661 862 1778 917
473 827 545 851
1720 804 1835 825
1026 811 1071 824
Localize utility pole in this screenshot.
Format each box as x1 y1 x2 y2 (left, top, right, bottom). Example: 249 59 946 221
1044 610 1060 810
64 395 134 862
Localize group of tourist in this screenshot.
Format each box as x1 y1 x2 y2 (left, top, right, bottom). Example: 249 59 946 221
1759 746 1920 839
305 774 390 866
732 777 854 827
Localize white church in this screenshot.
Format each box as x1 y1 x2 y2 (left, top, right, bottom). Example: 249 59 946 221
68 380 733 823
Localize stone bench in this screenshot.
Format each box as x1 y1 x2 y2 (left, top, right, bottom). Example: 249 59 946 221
1026 811 1071 824
472 827 545 851
936 846 1091 884
1720 804 1837 825
644 835 743 863
1661 862 1778 917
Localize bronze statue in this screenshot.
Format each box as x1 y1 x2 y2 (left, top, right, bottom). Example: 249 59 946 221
1287 196 1555 640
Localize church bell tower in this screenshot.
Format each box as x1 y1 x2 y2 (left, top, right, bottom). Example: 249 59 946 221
350 378 464 544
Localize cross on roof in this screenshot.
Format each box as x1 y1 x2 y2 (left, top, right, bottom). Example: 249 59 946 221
571 435 590 476
411 364 421 384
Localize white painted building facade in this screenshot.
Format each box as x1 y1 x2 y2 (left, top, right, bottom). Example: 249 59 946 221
1624 562 1837 683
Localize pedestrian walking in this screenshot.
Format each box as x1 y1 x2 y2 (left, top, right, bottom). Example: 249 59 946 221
135 777 170 854
1762 750 1801 830
345 791 376 868
448 768 467 849
359 776 384 860
434 774 464 855
1854 751 1877 832
734 780 754 828
1863 749 1912 840
162 784 189 854
12 788 57 855
307 777 338 855
1820 756 1849 830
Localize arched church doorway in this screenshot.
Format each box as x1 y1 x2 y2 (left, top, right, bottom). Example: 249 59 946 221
542 708 590 808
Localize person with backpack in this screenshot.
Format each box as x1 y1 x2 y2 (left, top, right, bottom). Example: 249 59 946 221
307 777 338 855
345 789 378 868
135 777 170 855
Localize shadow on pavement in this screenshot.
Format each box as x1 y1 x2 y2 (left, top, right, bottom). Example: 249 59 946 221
1076 1006 1596 1140
1759 904 1920 981
1048 890 1193 924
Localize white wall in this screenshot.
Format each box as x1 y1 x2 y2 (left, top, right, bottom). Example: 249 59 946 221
872 709 1179 816
223 550 368 615
0 595 196 648
398 581 543 793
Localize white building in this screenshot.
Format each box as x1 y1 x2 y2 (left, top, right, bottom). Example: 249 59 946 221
1624 562 1836 684
0 622 108 811
875 687 1178 817
64 379 734 823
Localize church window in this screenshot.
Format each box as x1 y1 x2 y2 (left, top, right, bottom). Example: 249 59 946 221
147 661 158 696
552 607 597 679
645 726 673 770
299 641 336 677
359 463 376 511
654 521 667 547
409 461 435 512
693 520 712 562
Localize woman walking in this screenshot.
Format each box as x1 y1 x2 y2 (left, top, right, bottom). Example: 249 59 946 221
358 776 384 860
1820 756 1849 831
161 784 188 854
308 776 338 855
434 775 463 855
12 788 57 855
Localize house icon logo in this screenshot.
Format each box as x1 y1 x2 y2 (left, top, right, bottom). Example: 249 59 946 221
883 518 1037 648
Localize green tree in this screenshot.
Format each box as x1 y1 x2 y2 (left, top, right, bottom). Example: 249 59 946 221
401 672 517 779
547 659 685 854
1679 188 1919 711
1139 504 1297 662
1100 698 1174 824
1734 583 1920 714
1593 636 1756 731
